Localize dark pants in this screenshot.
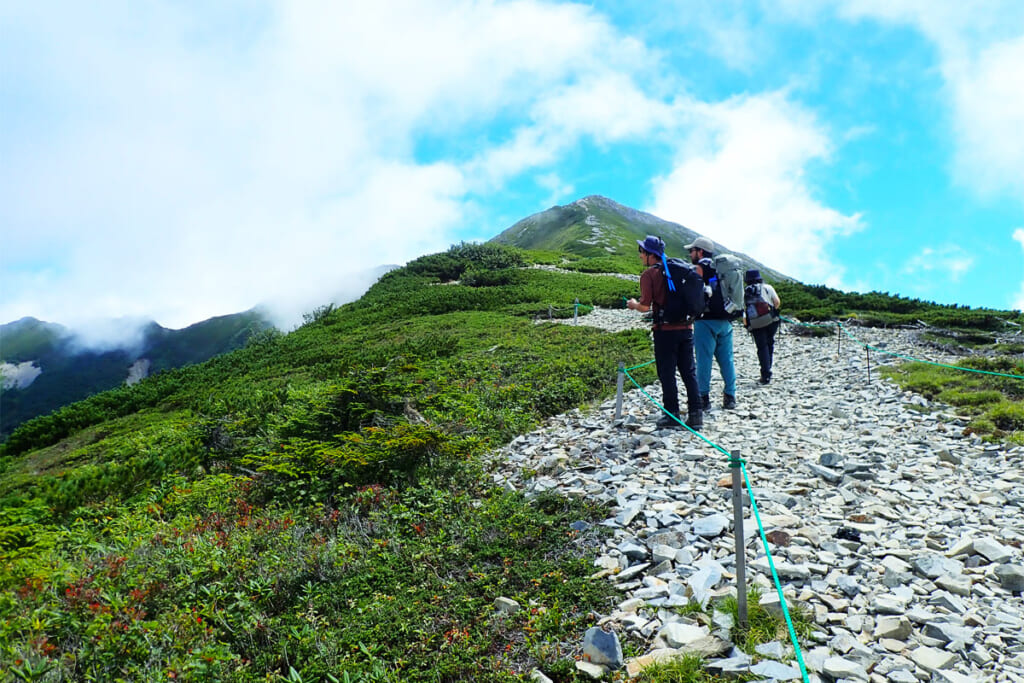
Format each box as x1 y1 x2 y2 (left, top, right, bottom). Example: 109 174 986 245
653 328 700 416
751 320 780 381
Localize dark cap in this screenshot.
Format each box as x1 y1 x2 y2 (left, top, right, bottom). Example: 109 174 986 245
745 269 762 284
636 235 665 257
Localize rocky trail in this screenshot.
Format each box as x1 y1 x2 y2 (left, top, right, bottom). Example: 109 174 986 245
488 309 1024 682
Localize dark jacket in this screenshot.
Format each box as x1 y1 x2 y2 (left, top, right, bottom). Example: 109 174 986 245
700 266 732 321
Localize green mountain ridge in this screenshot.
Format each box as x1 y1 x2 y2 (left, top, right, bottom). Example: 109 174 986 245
492 195 791 282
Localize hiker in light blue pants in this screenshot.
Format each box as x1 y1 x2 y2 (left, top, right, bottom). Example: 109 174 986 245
688 235 739 411
694 318 737 407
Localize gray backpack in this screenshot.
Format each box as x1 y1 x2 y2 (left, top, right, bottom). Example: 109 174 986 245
712 254 745 317
744 283 776 330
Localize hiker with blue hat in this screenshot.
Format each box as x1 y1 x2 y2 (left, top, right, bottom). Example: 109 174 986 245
742 269 781 384
626 235 703 430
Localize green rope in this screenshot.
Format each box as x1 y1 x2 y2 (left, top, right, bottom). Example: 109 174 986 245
779 316 1024 381
740 460 810 682
621 366 809 682
624 359 657 372
836 322 1024 380
622 368 728 456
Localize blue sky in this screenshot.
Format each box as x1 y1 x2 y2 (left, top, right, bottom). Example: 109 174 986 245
2 1 1024 339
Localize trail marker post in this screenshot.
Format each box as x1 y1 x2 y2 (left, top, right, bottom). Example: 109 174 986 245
866 347 871 383
574 298 579 325
730 450 748 629
614 362 625 421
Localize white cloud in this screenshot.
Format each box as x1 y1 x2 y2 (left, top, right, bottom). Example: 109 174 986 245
466 70 673 190
0 1 651 332
636 1 768 72
535 173 575 207
647 92 863 285
902 245 974 281
946 36 1024 198
1014 228 1024 310
823 1 1024 201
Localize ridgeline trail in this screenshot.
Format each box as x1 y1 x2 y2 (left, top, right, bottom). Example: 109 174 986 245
488 308 1024 682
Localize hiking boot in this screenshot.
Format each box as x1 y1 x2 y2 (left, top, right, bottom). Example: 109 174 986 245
759 376 770 385
656 412 682 429
722 393 737 410
700 394 710 411
686 411 703 431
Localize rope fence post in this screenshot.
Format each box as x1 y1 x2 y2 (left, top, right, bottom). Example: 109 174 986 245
837 324 842 356
866 346 871 383
573 298 579 325
614 362 625 421
730 450 748 629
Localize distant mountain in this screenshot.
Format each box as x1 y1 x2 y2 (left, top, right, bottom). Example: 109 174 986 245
491 195 791 282
0 310 274 439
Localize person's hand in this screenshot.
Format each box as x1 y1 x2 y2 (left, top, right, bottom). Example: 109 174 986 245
626 298 637 310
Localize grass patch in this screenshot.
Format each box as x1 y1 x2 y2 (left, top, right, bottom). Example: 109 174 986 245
881 355 1024 442
637 653 730 683
994 342 1024 354
921 330 996 349
715 588 813 655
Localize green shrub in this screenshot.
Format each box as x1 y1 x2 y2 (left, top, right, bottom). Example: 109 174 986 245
937 389 1005 407
636 653 718 682
990 402 1024 431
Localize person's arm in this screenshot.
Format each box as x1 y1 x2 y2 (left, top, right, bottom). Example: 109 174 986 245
628 270 654 312
627 298 651 313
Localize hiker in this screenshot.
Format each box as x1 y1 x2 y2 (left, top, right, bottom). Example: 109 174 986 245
626 236 703 430
743 269 781 384
687 236 737 411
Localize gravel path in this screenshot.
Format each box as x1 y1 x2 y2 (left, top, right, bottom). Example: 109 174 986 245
490 308 1024 682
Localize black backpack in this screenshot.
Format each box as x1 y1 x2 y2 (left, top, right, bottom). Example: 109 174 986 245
657 258 707 325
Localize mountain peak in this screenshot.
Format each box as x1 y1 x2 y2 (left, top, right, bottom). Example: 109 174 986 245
491 197 791 281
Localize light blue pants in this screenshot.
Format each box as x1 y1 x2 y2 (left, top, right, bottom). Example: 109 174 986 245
694 319 737 396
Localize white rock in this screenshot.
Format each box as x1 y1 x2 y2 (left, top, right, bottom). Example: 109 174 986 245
574 660 607 679
822 656 869 681
494 597 521 614
658 622 709 648
909 646 958 672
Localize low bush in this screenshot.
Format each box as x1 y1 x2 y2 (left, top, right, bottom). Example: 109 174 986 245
882 355 1024 442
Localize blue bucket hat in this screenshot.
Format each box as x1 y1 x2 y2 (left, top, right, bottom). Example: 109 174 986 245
636 235 665 256
637 236 677 292
745 269 762 284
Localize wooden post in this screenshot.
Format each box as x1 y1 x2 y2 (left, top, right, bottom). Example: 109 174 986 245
731 450 748 629
614 362 625 421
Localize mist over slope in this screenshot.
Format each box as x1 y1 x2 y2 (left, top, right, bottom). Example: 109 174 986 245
0 310 274 439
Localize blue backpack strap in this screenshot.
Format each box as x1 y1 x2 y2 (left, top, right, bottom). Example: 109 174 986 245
660 253 676 292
